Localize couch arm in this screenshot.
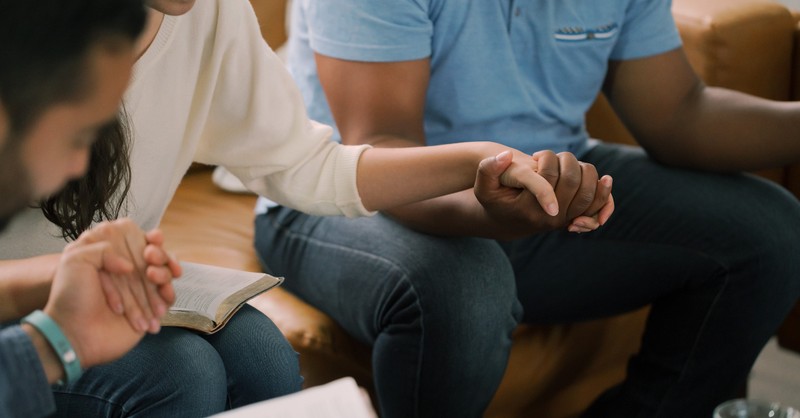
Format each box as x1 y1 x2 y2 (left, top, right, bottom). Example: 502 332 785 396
673 0 795 100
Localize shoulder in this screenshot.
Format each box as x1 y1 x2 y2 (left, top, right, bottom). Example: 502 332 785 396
173 0 262 53
181 0 258 33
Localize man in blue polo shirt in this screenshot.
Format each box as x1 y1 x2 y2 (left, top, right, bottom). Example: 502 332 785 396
254 1 800 417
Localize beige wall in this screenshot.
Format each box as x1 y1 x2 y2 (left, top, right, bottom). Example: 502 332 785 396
778 0 800 10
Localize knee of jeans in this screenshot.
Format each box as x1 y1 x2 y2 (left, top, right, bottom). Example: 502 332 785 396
259 338 303 395
754 230 800 297
221 306 303 397
725 191 800 298
382 237 519 331
225 344 302 406
149 332 228 405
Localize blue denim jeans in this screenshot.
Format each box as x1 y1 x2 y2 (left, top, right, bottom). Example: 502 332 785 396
254 143 800 418
51 305 302 417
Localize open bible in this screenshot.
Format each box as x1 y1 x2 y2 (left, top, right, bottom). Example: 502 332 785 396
160 262 283 334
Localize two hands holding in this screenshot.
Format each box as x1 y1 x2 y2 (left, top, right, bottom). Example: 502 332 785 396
475 148 615 240
27 147 612 382
23 219 181 382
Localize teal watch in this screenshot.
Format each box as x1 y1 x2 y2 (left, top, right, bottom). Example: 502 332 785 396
22 309 82 385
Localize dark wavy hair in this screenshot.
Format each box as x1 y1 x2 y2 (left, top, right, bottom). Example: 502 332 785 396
0 0 146 240
38 111 132 240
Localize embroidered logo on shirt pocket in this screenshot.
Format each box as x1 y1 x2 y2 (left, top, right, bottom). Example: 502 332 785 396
553 23 618 42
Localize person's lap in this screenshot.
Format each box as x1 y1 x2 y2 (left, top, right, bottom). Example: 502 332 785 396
52 304 301 417
511 143 800 321
255 207 521 418
254 142 800 418
511 143 800 417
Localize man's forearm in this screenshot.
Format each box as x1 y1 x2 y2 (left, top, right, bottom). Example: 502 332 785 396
638 86 800 172
385 190 507 238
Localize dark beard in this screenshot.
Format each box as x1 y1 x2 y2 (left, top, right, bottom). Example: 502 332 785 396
0 139 33 233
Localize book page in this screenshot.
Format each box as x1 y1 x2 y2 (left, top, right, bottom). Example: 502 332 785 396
170 262 276 320
208 377 377 418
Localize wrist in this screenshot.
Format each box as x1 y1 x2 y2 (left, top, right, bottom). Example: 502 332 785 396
21 310 83 385
21 322 66 384
476 141 509 160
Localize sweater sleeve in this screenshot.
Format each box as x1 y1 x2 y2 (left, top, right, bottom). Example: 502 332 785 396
0 325 56 417
192 0 373 218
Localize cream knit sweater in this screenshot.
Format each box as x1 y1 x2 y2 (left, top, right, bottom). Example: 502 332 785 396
0 0 370 258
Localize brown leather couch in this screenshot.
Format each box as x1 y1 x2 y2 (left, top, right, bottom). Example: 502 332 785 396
159 0 800 417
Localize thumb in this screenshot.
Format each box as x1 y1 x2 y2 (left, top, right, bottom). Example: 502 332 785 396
475 151 513 192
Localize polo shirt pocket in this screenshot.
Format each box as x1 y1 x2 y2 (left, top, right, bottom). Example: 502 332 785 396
553 23 619 43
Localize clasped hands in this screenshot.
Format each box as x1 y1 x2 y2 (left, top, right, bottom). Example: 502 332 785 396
475 149 614 239
43 218 181 368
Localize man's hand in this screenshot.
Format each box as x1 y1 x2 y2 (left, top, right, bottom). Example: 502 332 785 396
71 219 181 334
526 150 614 233
43 239 148 368
475 150 614 239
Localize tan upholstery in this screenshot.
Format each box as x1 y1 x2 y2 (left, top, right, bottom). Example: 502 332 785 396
159 0 800 416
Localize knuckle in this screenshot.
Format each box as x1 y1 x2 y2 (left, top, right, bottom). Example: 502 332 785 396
579 162 598 179
575 190 595 208
96 222 113 233
559 172 581 189
535 150 556 158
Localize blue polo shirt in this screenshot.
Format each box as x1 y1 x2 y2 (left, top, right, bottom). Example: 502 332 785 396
287 0 682 156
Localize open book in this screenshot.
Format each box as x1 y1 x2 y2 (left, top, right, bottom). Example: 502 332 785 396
160 262 283 334
209 377 378 418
